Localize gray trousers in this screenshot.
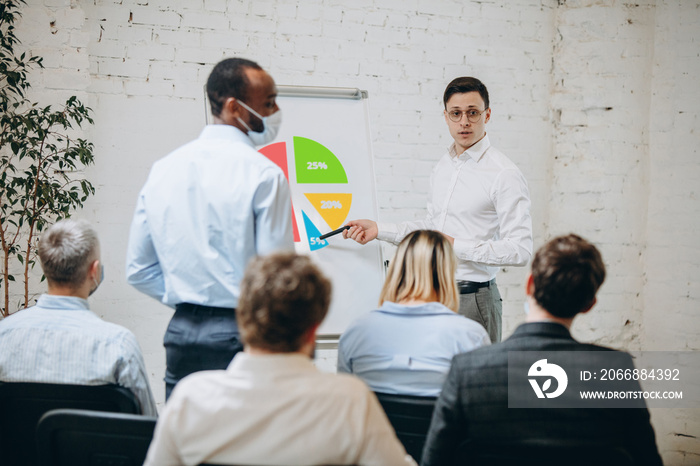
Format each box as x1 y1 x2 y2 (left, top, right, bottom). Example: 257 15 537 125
458 282 502 343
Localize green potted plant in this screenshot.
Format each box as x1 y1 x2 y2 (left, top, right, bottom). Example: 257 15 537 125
1 0 96 317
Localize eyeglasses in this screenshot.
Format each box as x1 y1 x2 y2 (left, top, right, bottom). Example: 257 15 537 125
446 108 488 123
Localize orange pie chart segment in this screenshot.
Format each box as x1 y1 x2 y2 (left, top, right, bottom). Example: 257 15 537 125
304 193 353 230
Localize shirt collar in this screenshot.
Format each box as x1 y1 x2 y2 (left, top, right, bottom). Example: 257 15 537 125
36 294 90 311
511 321 573 338
377 301 457 316
227 351 317 374
448 133 491 162
199 124 255 149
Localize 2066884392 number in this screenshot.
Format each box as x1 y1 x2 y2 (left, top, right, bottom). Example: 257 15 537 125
600 368 680 381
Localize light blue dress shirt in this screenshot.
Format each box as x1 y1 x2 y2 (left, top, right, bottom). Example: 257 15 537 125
337 301 490 396
0 294 157 416
126 125 294 308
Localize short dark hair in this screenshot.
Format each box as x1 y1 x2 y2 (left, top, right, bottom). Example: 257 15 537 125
206 57 262 117
531 234 606 318
443 77 490 109
237 252 331 353
38 219 99 287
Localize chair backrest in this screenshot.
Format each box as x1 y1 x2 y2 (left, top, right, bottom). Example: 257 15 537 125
0 382 141 466
457 439 636 466
36 408 157 466
373 391 437 463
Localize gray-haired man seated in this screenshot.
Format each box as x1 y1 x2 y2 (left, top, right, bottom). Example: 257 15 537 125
145 252 415 465
0 219 157 416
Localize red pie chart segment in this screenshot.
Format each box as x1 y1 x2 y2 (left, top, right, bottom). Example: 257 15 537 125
258 142 300 242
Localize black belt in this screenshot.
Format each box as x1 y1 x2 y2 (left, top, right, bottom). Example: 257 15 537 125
457 279 495 295
175 303 235 316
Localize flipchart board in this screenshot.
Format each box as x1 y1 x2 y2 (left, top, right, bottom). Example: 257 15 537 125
264 86 384 337
208 85 385 337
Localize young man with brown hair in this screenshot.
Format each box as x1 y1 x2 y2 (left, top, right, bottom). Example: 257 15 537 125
421 234 662 466
145 252 415 466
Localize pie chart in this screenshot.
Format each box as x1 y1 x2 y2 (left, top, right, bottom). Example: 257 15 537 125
259 137 352 251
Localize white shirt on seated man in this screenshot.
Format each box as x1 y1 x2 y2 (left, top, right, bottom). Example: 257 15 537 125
144 252 415 466
0 219 157 416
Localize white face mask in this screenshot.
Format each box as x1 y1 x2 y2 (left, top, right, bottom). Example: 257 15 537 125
236 100 282 146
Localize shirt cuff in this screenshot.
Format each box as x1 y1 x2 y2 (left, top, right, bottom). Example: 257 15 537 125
376 222 399 243
453 238 477 261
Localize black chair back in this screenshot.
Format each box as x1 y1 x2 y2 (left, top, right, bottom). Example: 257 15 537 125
458 439 635 466
36 408 157 466
0 382 141 466
373 391 437 462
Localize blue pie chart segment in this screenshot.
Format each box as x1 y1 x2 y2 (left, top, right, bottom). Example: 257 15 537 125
302 210 329 251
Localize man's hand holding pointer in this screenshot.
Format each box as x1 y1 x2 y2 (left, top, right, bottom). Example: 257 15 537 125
342 219 378 245
343 220 455 246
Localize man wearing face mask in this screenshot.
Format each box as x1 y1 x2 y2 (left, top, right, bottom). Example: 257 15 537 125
126 57 294 399
0 219 157 416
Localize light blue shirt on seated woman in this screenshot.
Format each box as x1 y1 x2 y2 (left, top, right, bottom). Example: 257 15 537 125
337 301 490 397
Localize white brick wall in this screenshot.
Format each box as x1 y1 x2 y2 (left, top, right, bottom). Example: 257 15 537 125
10 0 700 462
643 1 700 463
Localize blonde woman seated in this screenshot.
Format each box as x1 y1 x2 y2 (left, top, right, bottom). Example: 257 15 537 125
338 230 490 397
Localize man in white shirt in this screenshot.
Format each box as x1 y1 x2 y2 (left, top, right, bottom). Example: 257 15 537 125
126 57 294 398
0 219 157 416
144 252 415 466
344 77 532 342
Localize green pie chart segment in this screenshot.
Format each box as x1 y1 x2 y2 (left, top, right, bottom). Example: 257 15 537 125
294 136 348 184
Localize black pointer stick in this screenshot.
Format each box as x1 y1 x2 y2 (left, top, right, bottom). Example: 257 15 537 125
318 225 351 240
